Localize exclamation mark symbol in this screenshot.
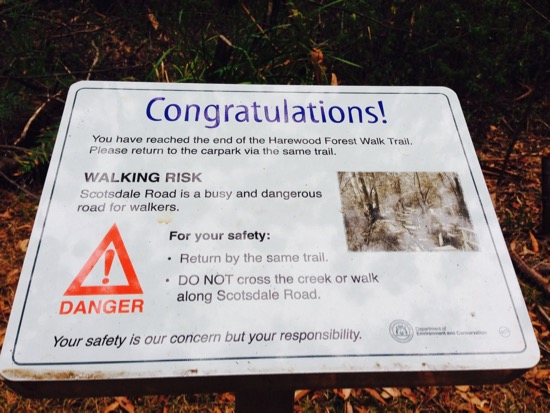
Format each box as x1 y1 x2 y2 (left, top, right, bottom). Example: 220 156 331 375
378 101 387 124
103 249 115 284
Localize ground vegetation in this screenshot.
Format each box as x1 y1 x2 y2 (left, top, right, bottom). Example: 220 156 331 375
0 1 548 411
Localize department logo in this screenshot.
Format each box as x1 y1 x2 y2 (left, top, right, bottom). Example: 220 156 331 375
389 320 414 343
499 326 511 338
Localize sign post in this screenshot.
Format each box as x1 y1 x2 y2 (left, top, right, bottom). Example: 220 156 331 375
0 82 539 405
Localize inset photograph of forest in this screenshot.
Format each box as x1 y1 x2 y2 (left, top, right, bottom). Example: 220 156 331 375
338 172 479 252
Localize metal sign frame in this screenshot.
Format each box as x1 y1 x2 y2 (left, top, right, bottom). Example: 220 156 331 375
0 82 539 401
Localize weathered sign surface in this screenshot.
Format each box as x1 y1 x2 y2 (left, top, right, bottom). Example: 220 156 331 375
0 82 539 396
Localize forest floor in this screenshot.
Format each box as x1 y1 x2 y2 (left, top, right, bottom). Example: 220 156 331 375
0 1 549 411
0 107 549 412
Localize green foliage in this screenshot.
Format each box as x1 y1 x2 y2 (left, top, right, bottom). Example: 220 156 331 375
150 1 547 89
14 127 57 175
0 90 27 141
0 0 547 178
141 0 547 142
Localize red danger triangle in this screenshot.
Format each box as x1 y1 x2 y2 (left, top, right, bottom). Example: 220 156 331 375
64 224 143 296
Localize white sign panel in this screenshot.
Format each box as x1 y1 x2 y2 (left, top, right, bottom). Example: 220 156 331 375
0 82 539 395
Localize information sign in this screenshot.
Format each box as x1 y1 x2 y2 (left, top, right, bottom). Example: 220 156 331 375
0 82 539 397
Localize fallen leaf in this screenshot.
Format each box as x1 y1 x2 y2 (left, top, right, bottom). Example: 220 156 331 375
529 231 539 253
333 388 350 400
529 388 543 398
469 394 484 407
456 402 475 412
18 238 29 252
7 268 20 284
0 327 7 347
5 389 17 406
221 392 235 402
342 388 352 400
364 388 386 405
147 11 159 30
457 391 489 412
310 48 324 65
331 72 339 85
440 387 452 405
401 388 417 403
0 209 12 219
382 387 400 398
311 391 324 401
524 367 537 379
490 191 497 207
294 389 310 401
115 396 135 413
422 386 438 402
455 385 470 392
310 48 326 84
501 387 515 404
103 401 119 413
345 400 353 413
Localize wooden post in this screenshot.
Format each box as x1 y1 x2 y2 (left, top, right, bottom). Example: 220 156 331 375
235 388 295 412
